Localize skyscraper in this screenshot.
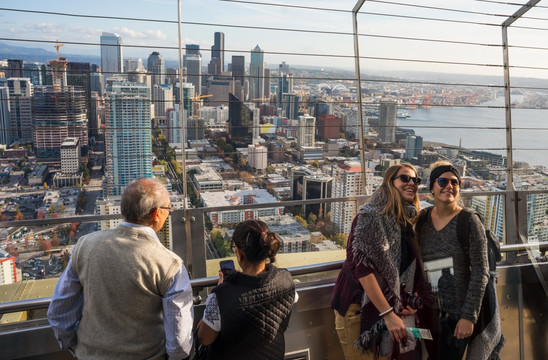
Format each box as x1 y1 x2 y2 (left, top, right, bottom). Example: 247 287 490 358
186 55 202 96
405 135 423 160
147 51 165 88
211 32 225 72
228 93 253 145
23 63 46 85
249 45 264 101
379 101 397 143
7 78 33 144
297 114 315 148
100 32 123 81
104 82 152 196
7 59 23 78
0 87 10 145
231 55 245 84
152 84 173 125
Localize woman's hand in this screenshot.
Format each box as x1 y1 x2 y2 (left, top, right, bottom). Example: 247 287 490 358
384 312 407 343
400 305 418 316
454 318 474 339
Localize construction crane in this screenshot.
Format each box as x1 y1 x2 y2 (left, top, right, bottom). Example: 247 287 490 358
54 40 64 60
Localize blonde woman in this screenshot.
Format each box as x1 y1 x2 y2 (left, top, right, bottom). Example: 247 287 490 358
331 164 428 359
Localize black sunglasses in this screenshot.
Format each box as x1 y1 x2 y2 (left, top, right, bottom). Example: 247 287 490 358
393 174 421 185
436 177 460 188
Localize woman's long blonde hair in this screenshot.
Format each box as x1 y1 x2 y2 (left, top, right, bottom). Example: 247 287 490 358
378 163 420 225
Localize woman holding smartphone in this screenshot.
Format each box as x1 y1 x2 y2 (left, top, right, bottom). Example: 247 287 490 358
331 163 429 359
198 220 295 360
416 161 503 359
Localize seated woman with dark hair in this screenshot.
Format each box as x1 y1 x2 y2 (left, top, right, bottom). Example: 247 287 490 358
198 220 296 360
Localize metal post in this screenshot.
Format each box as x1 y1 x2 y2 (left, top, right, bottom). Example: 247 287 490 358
352 0 367 194
177 0 194 275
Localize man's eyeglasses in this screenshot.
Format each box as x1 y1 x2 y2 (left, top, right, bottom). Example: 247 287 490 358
393 174 421 185
436 178 460 188
159 204 175 213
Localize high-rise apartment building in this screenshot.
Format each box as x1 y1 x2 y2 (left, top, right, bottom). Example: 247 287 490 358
7 78 33 144
379 101 397 143
331 161 371 235
100 32 123 81
186 116 205 143
33 85 88 159
186 55 202 96
211 32 225 72
249 45 264 101
147 52 165 89
104 82 152 196
298 114 316 148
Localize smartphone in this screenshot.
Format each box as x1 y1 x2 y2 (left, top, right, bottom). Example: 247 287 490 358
220 259 235 277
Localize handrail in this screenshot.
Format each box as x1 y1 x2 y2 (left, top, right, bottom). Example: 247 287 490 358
1 244 546 316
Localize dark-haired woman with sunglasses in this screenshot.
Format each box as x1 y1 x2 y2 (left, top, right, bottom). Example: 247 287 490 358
415 161 502 359
331 163 430 359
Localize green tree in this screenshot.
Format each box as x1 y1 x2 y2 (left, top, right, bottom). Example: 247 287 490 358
265 166 276 174
312 160 320 168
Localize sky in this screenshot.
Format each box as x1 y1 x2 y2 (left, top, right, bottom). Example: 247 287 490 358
1 0 548 79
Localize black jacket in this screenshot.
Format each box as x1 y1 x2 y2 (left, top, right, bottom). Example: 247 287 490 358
207 264 295 360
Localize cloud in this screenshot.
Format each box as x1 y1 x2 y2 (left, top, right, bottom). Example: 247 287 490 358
69 26 103 36
28 23 64 34
112 27 167 40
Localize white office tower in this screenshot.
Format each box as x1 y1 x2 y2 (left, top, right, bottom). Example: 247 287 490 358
198 105 228 125
248 144 268 172
186 55 202 96
125 58 144 72
60 137 81 174
331 161 367 235
104 82 152 196
7 78 33 144
471 192 505 242
167 104 184 146
0 87 10 145
152 84 173 124
100 32 123 81
298 114 316 148
249 45 265 101
379 100 397 143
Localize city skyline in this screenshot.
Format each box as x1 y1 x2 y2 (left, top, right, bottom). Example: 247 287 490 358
1 1 548 79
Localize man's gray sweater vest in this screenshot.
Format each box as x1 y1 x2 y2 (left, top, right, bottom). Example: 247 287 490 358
72 225 182 360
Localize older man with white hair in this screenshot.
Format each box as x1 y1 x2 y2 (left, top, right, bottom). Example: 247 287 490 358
48 178 193 359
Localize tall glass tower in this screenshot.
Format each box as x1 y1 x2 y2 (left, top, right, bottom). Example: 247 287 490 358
104 81 152 196
249 45 264 101
211 32 225 72
100 32 123 81
147 51 165 88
